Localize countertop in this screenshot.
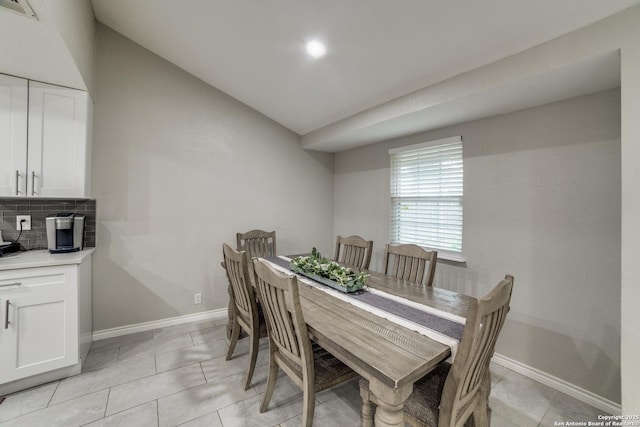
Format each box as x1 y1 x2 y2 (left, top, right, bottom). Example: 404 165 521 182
0 249 95 271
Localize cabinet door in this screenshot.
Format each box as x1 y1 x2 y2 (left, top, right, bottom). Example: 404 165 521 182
27 82 89 197
0 269 78 384
0 74 28 196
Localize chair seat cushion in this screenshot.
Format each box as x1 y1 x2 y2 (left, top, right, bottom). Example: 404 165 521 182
312 344 358 391
277 343 357 391
404 362 451 426
403 362 475 427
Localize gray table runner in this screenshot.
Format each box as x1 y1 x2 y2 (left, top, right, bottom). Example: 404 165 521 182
264 256 464 342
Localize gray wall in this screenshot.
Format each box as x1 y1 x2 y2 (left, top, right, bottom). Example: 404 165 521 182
334 89 621 402
91 25 334 331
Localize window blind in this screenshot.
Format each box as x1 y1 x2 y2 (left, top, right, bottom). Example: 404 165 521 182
390 136 463 255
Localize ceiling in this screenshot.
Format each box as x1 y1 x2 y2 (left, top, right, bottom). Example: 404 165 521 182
90 0 635 147
2 1 633 152
0 0 85 90
301 50 621 152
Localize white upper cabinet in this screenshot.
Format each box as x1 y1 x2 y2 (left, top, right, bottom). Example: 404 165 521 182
0 75 92 198
27 82 91 198
0 74 28 196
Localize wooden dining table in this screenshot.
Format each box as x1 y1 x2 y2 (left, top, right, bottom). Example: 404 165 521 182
267 258 472 427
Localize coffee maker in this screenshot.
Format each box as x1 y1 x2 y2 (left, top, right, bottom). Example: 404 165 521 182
46 213 85 253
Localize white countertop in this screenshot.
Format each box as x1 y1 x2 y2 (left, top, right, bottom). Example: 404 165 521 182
0 249 95 271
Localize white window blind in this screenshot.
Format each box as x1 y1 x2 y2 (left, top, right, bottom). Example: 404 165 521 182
390 136 463 256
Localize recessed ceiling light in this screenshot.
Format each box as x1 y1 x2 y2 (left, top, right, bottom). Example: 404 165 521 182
306 40 326 58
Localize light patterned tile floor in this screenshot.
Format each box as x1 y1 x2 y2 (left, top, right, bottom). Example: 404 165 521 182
0 319 611 426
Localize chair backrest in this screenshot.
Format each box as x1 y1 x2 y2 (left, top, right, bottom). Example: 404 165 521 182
252 258 313 378
334 235 374 270
383 243 438 286
223 243 258 327
237 230 277 259
439 275 514 427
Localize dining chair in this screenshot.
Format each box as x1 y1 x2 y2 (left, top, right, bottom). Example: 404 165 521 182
383 243 438 287
237 229 277 258
252 258 358 427
225 229 276 338
360 275 514 427
222 243 267 390
334 235 374 270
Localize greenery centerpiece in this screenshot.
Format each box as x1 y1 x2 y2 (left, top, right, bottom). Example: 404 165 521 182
290 248 369 293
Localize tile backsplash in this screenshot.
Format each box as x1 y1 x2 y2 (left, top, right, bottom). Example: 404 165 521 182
0 198 96 250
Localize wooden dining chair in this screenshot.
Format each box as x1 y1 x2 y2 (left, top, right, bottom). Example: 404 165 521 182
360 275 514 427
253 258 358 427
237 229 277 258
334 235 374 270
222 243 267 390
225 229 276 338
383 243 438 287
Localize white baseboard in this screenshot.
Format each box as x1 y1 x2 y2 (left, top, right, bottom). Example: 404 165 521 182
92 309 228 341
493 353 621 415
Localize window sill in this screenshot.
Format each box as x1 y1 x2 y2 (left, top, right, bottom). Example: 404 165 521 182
437 251 466 266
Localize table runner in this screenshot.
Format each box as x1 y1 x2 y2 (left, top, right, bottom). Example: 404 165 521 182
264 256 465 359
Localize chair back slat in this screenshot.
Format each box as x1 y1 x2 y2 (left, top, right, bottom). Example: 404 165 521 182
440 275 514 426
237 230 277 258
383 243 437 286
334 235 373 270
253 258 313 372
261 280 300 360
223 243 258 325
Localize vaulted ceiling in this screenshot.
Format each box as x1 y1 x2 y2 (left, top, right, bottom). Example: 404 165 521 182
90 0 634 150
2 1 635 152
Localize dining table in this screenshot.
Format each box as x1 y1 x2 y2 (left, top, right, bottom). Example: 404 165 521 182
262 256 472 427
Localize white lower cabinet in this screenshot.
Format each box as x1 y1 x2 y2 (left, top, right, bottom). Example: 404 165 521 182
0 255 92 390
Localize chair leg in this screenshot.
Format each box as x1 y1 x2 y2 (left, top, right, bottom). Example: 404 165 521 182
243 330 259 390
260 357 279 413
302 377 316 427
359 380 374 427
226 315 241 361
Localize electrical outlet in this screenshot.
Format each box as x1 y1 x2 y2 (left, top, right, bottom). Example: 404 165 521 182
16 215 31 231
194 293 202 305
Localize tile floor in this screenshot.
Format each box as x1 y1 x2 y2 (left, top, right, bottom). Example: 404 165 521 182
0 318 609 426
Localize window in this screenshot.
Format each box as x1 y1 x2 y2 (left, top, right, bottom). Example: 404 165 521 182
390 136 464 260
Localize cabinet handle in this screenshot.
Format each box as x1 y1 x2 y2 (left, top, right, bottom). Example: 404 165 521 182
4 300 10 329
15 170 21 195
31 171 37 196
0 282 22 288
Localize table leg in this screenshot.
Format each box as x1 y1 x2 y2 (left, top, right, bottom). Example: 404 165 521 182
368 380 413 427
374 401 404 427
360 381 374 427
